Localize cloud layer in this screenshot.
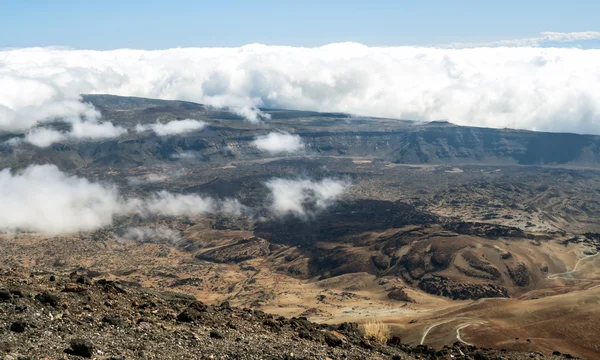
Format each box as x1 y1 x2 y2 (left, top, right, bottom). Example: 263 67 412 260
135 119 206 136
252 132 305 154
2 34 600 134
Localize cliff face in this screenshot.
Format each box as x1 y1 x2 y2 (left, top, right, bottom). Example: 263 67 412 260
1 94 599 170
300 124 600 165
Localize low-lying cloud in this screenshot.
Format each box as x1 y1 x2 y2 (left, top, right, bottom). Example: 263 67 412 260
0 165 245 234
0 164 348 234
0 165 122 233
135 119 206 136
68 118 127 139
253 132 305 154
126 191 215 217
265 178 350 218
231 107 271 124
24 128 66 147
20 118 127 148
2 33 600 134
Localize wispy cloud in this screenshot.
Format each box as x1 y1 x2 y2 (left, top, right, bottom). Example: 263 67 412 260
120 226 182 244
447 31 600 48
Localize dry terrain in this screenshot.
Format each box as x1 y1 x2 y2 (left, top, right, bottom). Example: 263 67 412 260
2 95 600 358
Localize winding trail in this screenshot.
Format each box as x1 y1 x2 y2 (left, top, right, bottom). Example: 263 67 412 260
420 317 488 345
419 253 600 347
420 319 455 345
456 322 485 346
547 252 599 281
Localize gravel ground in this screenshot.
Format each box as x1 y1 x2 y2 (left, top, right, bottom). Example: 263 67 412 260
0 267 581 360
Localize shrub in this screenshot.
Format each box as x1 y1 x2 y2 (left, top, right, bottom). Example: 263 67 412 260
360 319 391 344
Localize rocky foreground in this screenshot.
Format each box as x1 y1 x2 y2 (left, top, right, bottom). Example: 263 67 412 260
0 267 579 359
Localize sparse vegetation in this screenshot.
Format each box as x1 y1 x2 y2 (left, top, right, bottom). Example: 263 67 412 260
361 319 391 344
1 95 599 358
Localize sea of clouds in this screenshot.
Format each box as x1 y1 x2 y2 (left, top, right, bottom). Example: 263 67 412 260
2 32 600 136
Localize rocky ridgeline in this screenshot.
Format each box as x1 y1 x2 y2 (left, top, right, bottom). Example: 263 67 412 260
0 267 578 359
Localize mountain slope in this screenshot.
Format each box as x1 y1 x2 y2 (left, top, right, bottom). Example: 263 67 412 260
1 94 599 170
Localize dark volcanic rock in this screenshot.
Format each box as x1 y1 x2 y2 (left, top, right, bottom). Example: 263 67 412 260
0 289 11 302
209 330 223 339
68 339 94 358
298 328 312 339
102 316 125 327
256 200 437 247
387 287 416 303
177 300 207 322
419 276 510 300
506 262 531 287
443 222 526 239
35 292 60 307
10 321 27 333
324 332 343 347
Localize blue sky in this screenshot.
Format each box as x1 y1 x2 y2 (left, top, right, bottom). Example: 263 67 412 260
1 0 598 49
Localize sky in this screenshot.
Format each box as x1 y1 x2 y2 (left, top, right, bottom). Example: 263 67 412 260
1 0 600 234
2 0 600 49
1 0 600 139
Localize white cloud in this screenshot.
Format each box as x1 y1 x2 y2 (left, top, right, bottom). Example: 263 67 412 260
219 198 248 216
0 165 348 234
2 38 600 134
0 164 247 234
0 164 122 233
20 119 127 148
24 128 67 147
265 178 350 218
231 107 271 123
135 119 206 135
126 192 246 217
253 132 304 154
0 93 100 133
69 118 127 139
128 191 215 217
